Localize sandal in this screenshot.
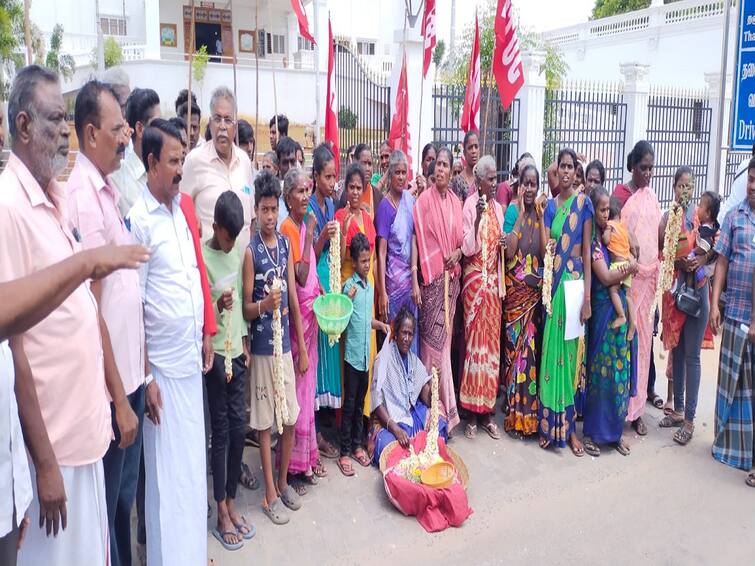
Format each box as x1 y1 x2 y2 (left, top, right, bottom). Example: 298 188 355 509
538 437 551 450
302 471 318 485
614 438 631 456
663 401 674 415
506 428 524 440
288 476 308 496
673 423 694 446
279 484 302 511
659 413 684 428
631 417 648 436
337 456 355 477
647 393 664 410
211 528 243 551
480 421 502 440
746 473 755 488
239 463 259 490
231 515 256 540
351 448 371 467
464 423 477 439
569 435 585 458
317 436 339 459
583 436 601 457
313 458 328 477
262 497 289 525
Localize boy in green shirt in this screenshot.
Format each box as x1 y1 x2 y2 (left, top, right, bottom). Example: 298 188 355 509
202 191 255 550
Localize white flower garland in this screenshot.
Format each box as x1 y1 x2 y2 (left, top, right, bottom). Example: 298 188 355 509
650 197 687 323
271 277 289 434
328 228 342 347
223 299 233 382
480 195 489 285
542 241 555 316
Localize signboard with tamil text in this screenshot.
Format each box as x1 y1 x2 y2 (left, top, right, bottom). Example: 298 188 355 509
732 0 755 150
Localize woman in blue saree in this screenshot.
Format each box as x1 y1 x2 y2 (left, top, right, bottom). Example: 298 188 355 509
583 186 639 456
309 144 341 410
538 148 594 456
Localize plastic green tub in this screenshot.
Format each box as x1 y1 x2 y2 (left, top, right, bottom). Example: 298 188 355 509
313 293 353 338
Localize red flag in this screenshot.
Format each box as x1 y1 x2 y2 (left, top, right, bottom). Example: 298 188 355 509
421 0 436 78
291 0 316 45
460 13 481 133
388 54 413 181
324 17 339 176
493 0 523 109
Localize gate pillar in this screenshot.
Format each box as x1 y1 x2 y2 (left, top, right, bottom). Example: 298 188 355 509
518 50 547 177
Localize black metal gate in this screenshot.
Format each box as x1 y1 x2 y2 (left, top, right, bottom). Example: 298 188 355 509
432 83 519 179
723 150 750 200
543 83 627 192
334 39 391 173
646 92 712 207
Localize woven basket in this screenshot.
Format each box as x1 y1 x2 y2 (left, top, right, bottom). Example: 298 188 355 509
378 440 469 489
313 293 353 337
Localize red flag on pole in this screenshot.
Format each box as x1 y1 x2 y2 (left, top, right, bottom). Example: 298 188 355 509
324 17 339 176
291 0 316 45
460 12 481 133
388 54 413 181
421 0 436 78
493 0 524 110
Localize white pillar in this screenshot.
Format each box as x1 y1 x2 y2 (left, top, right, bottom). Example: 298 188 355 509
705 71 733 193
517 50 546 173
620 61 651 179
389 2 433 171
143 0 160 60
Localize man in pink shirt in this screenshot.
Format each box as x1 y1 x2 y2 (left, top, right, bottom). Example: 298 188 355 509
67 79 145 566
0 65 137 566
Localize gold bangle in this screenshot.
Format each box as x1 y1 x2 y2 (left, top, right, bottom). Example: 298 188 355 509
411 266 418 273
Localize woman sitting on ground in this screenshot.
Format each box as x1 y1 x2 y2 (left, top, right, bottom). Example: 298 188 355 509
368 307 449 464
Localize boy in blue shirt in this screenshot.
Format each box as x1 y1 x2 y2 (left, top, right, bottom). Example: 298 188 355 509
338 233 389 476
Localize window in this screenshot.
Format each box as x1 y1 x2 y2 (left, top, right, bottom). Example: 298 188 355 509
357 40 375 56
692 100 704 138
100 16 127 36
266 33 285 55
297 36 314 51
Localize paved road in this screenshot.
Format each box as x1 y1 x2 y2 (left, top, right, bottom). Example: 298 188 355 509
192 339 753 565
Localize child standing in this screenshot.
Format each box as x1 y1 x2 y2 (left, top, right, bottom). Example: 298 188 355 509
242 171 309 525
602 198 637 338
338 233 389 476
202 191 254 551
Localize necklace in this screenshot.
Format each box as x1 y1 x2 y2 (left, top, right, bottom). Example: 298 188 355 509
387 191 400 209
261 233 282 278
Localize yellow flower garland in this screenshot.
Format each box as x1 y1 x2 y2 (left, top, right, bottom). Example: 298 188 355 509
328 228 342 347
223 299 233 382
650 200 685 323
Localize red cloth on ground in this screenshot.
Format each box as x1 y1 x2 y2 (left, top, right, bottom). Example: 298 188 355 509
180 193 217 337
383 431 472 532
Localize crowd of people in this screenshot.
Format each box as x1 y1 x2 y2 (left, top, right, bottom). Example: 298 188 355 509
0 62 753 566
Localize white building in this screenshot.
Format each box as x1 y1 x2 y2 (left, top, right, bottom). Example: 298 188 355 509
29 0 434 149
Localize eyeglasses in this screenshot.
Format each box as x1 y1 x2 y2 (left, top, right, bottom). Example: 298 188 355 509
211 114 236 127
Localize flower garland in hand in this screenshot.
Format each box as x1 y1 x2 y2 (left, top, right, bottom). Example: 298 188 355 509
223 293 233 382
542 240 555 315
480 195 489 285
328 227 342 346
271 277 289 434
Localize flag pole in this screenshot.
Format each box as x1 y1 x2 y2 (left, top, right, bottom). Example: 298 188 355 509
254 1 260 155
187 0 196 145
228 0 239 145
268 0 279 147
481 65 494 154
416 1 426 171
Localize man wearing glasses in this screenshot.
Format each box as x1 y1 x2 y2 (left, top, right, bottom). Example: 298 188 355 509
181 86 255 252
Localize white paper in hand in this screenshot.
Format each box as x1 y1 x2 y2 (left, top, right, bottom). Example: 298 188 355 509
564 279 585 340
212 271 237 292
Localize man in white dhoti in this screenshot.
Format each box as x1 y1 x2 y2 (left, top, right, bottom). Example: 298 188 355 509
0 65 139 566
127 118 213 566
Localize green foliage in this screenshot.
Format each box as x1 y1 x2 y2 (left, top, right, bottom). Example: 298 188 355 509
592 0 651 19
432 38 446 68
443 0 567 91
44 24 75 81
192 44 209 85
90 36 123 70
0 0 24 99
338 106 357 129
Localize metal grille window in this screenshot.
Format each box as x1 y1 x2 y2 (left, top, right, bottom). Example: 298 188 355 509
297 36 314 51
266 33 285 55
100 16 127 36
357 40 376 56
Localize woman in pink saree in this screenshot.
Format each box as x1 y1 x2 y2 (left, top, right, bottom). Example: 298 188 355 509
612 141 661 436
413 146 464 432
280 168 322 484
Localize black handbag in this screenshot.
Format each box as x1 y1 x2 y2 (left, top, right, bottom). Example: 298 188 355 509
674 276 702 318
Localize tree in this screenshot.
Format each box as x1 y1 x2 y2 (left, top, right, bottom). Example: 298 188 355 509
0 0 25 99
592 0 651 19
191 44 209 105
44 24 75 81
432 38 446 69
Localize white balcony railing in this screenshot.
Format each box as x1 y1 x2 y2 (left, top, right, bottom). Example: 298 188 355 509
542 0 729 46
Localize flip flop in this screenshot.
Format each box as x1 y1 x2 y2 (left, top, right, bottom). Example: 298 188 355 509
262 497 289 525
288 476 308 496
337 456 355 477
211 528 243 551
614 438 631 456
583 436 601 457
480 421 502 440
464 423 477 439
302 471 318 485
313 458 328 477
659 413 684 428
570 440 585 458
239 463 259 490
746 473 755 488
648 394 664 409
318 438 339 459
673 424 694 446
351 448 371 467
279 484 302 511
632 417 648 436
231 516 256 540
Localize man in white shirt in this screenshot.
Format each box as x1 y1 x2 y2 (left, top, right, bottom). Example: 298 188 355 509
109 88 161 217
180 86 255 252
0 245 147 566
127 118 212 566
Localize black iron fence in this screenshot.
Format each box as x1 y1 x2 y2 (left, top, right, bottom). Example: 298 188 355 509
723 150 750 200
334 40 391 174
542 82 627 191
646 90 712 208
432 83 519 179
